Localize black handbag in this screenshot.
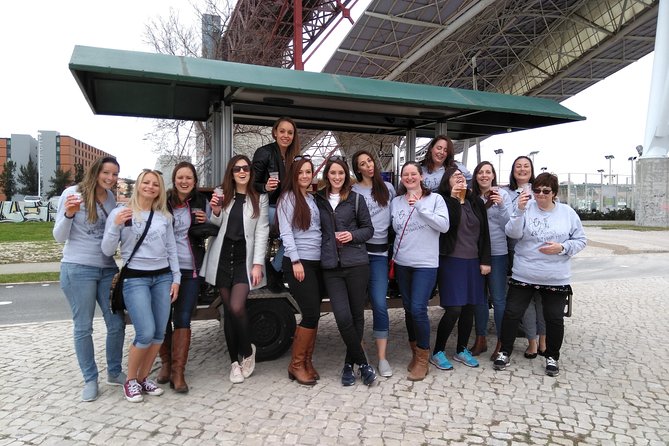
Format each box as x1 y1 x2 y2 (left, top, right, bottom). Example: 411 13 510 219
110 210 154 314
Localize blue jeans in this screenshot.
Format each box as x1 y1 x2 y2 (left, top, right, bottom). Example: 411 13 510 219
395 264 437 350
171 270 201 329
474 254 508 337
60 262 125 383
368 254 390 339
123 272 173 348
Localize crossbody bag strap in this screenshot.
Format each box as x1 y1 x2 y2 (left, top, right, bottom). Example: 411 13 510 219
392 206 415 261
124 210 154 269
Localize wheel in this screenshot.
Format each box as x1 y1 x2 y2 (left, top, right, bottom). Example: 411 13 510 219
248 299 296 362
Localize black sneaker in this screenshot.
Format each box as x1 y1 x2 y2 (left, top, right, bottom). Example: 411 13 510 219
545 357 560 377
341 363 355 386
358 363 377 386
493 352 510 371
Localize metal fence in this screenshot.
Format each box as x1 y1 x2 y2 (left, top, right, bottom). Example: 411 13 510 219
554 173 634 212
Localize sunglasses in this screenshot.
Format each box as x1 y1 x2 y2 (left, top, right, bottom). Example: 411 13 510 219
142 168 163 176
532 188 553 195
328 155 346 162
293 154 312 162
232 165 250 173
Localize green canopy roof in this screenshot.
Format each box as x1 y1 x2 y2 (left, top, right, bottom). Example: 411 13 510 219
69 45 584 139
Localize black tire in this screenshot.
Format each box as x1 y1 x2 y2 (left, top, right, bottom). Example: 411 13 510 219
248 299 296 362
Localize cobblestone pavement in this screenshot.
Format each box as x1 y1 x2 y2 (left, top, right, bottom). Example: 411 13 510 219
1 230 669 445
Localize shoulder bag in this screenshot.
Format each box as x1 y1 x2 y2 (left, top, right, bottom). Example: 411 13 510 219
110 210 154 313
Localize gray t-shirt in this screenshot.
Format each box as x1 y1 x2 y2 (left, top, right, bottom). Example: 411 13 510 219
352 181 396 254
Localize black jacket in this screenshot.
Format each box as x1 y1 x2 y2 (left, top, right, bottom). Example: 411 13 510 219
439 193 492 266
167 191 209 272
315 190 374 269
252 142 286 206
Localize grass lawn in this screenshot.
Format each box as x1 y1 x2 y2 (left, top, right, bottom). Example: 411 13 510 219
0 272 60 284
0 221 55 242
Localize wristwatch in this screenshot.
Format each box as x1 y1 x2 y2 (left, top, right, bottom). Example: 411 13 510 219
558 245 567 255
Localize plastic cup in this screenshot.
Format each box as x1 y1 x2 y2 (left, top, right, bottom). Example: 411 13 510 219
455 188 466 204
522 183 532 195
71 192 82 203
269 171 279 180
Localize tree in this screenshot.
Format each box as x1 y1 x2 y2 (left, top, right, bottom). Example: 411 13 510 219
0 160 17 200
47 169 73 198
17 158 39 196
74 163 85 183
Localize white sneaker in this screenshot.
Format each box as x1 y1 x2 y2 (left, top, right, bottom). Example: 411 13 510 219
229 361 244 384
377 359 393 377
241 344 256 378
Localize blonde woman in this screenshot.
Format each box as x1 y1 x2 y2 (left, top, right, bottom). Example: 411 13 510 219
102 169 180 403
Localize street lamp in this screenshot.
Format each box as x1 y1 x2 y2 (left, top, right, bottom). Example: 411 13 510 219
604 155 615 184
628 156 637 210
529 150 539 163
636 145 643 156
494 149 504 180
597 169 605 211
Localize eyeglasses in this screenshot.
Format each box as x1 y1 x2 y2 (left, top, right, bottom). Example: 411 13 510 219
232 165 250 173
328 155 346 162
532 188 553 195
293 155 312 162
142 168 163 176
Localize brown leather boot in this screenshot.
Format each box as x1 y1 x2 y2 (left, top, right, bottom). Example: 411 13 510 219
490 340 502 362
408 347 430 381
407 341 418 371
170 328 191 393
470 336 488 356
156 325 172 384
288 326 317 386
305 326 320 381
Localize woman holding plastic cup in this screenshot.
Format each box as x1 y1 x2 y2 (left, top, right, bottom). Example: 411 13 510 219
155 162 211 393
251 117 301 291
430 167 491 371
53 156 126 402
505 156 546 359
470 161 512 359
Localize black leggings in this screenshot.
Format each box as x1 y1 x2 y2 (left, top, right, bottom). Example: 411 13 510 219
220 283 252 363
433 304 475 355
282 258 322 329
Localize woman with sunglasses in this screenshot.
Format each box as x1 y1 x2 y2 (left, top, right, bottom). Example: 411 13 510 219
391 161 449 381
494 173 586 376
277 155 323 385
102 169 180 403
316 156 376 386
430 167 491 371
351 149 396 378
420 135 472 192
470 161 512 359
505 155 546 359
252 117 301 292
53 156 126 402
201 155 269 383
155 162 211 393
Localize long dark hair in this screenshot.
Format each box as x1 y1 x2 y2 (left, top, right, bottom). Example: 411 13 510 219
322 158 351 201
168 161 199 207
352 149 390 207
421 135 454 173
279 157 314 230
397 161 431 197
438 166 470 199
508 155 536 190
272 117 301 162
220 155 260 218
80 156 120 224
471 161 498 196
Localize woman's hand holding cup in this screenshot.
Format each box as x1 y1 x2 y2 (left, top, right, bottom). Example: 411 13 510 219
266 172 280 192
64 192 82 217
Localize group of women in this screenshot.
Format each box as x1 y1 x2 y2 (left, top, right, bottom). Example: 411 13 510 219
55 119 586 403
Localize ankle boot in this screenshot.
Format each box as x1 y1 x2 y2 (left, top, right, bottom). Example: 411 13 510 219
170 328 191 393
288 326 317 386
408 347 430 381
470 336 488 356
156 325 172 384
305 326 320 380
407 341 418 371
490 340 502 362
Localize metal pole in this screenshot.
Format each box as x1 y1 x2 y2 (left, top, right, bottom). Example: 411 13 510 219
293 0 304 70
